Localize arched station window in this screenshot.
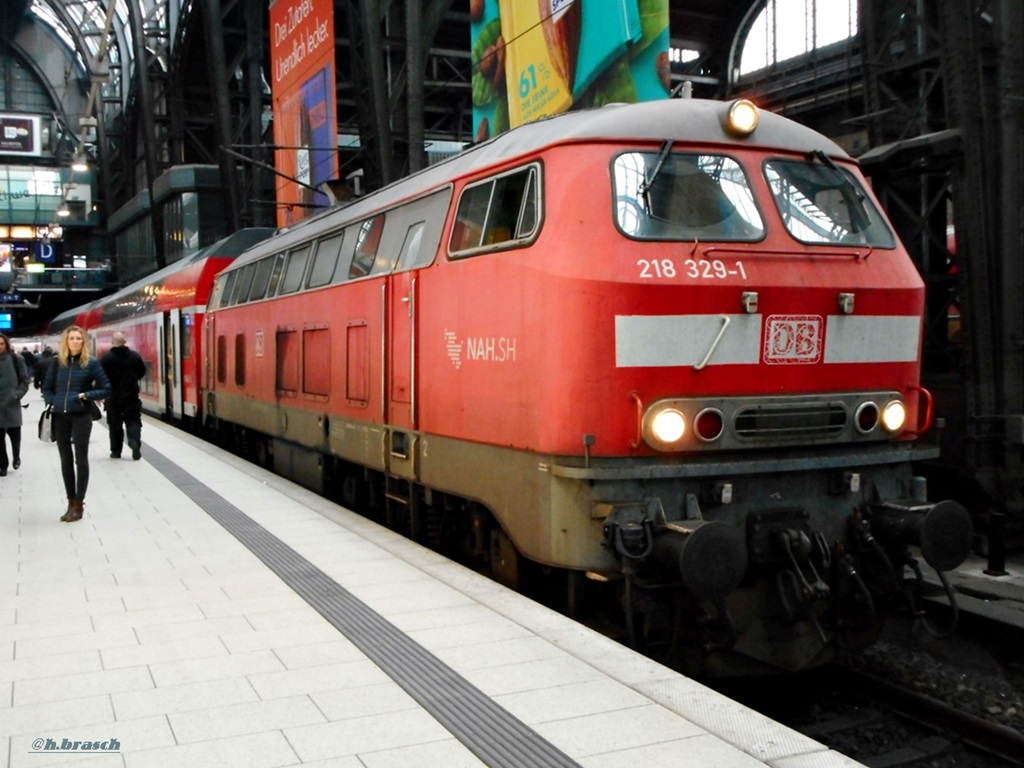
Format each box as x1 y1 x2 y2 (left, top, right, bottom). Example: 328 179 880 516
738 0 858 76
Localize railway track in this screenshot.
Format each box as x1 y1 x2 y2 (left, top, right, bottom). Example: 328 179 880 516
714 664 1022 768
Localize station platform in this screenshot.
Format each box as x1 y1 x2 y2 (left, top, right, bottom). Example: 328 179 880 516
3 398 877 768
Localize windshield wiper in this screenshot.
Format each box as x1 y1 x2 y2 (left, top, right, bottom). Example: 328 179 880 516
638 139 674 212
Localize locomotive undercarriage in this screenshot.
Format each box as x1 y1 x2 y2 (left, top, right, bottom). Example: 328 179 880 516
205 397 972 675
593 453 973 675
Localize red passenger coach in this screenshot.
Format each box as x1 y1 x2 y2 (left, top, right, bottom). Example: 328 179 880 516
66 229 273 423
210 99 972 674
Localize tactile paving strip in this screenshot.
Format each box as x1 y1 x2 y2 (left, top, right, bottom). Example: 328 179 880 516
145 447 583 768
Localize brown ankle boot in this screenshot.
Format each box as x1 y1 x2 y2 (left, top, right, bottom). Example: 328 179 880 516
60 497 75 522
65 499 84 523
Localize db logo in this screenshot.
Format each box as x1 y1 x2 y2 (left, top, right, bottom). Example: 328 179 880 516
764 315 822 364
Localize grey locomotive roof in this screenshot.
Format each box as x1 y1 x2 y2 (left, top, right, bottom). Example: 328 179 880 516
225 98 848 271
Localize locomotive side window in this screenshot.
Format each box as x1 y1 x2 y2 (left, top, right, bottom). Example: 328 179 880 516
396 223 425 272
613 152 764 241
248 256 276 302
392 187 452 272
216 271 237 309
449 165 540 257
280 244 311 294
764 159 897 247
308 233 343 288
266 253 286 296
349 215 385 278
228 263 257 306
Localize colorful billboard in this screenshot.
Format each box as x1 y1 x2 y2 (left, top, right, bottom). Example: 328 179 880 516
269 0 338 227
472 0 670 141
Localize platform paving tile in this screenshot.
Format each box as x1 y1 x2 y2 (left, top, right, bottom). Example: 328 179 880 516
14 597 127 624
219 622 350 655
463 653 606 697
100 635 228 670
493 678 653 725
132 614 253 646
90 604 206 632
356 738 490 768
111 676 259 720
0 693 114 737
0 615 95 643
247 658 393 701
532 703 706 758
123 730 298 768
385 603 497 633
192 593 311 620
16 626 140 660
0 648 103 684
308 681 421 722
270 639 367 671
403 615 534 651
166 695 326 744
13 665 154 707
147 648 286 687
635 678 824 762
428 634 564 672
578 733 768 768
283 709 454 763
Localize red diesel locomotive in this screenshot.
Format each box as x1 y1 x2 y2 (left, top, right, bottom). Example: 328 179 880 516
73 98 972 675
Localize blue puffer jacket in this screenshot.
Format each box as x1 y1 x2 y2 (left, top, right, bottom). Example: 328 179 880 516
43 355 112 415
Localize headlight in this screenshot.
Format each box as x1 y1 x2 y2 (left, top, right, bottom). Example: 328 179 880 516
881 400 907 433
726 100 759 136
650 408 686 446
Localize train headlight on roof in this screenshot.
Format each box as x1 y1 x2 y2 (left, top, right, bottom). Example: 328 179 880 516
726 100 759 136
881 399 907 433
644 405 687 450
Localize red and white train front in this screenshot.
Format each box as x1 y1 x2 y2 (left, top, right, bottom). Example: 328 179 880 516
415 99 971 673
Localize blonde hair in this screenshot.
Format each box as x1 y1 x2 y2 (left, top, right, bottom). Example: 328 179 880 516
58 325 92 367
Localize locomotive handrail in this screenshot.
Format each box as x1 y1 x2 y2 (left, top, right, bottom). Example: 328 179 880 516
700 246 870 261
694 314 731 371
905 385 935 436
629 391 643 449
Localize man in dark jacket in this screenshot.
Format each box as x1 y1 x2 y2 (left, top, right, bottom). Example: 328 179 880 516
100 332 146 459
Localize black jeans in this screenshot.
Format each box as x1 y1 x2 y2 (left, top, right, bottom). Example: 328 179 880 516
107 400 142 455
53 412 93 500
0 426 20 470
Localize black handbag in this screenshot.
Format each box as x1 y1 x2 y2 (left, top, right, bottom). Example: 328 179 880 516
88 400 103 421
38 406 55 442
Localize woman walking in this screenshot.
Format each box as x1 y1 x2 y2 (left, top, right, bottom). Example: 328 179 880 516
43 325 111 522
0 332 30 476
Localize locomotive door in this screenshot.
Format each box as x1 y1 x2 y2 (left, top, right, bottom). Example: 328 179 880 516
388 271 416 430
163 309 184 419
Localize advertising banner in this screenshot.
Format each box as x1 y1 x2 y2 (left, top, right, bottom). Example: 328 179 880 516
472 0 670 141
269 0 337 227
0 114 42 157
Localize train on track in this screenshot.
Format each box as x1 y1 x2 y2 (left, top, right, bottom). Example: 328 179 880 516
49 96 973 675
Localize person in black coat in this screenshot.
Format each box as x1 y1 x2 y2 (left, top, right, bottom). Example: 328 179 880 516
0 333 30 476
99 331 146 460
43 325 111 522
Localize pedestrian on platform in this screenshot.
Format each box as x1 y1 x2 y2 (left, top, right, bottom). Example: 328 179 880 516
0 332 30 476
43 325 111 522
100 331 145 460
